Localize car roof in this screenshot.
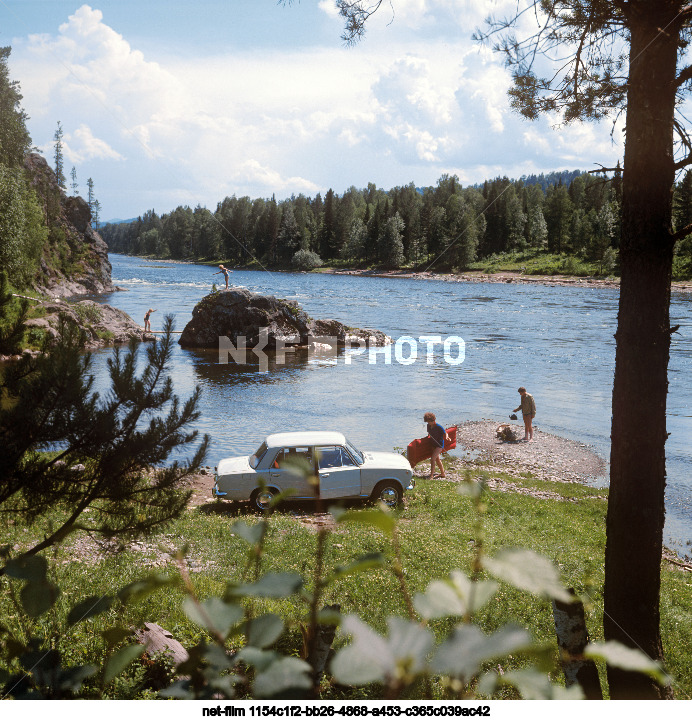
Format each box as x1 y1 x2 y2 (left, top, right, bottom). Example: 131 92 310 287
265 431 347 448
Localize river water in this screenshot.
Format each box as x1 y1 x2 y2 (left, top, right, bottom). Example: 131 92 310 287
92 254 691 553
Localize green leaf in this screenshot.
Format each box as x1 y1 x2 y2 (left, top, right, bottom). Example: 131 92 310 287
235 646 276 672
482 548 574 603
103 644 145 684
317 607 342 626
20 579 60 617
413 570 498 619
499 668 585 700
203 643 234 670
334 508 396 536
227 572 303 598
246 614 284 648
5 555 48 582
58 664 98 692
183 596 243 637
253 656 312 699
68 595 113 626
101 627 131 647
209 674 241 697
230 520 267 546
432 624 533 680
456 480 484 499
117 574 172 604
327 552 385 583
585 641 671 685
331 615 433 686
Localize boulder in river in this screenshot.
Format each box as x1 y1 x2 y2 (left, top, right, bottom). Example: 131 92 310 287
178 288 390 349
21 299 149 351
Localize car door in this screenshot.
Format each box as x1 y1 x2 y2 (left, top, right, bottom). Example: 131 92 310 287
316 446 362 499
266 446 315 498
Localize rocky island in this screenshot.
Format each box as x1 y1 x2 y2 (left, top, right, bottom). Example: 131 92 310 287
178 287 390 350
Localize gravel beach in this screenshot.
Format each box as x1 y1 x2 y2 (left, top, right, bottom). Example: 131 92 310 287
448 419 608 485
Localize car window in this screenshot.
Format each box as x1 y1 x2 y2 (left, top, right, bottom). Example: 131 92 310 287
344 439 364 465
339 446 359 467
273 446 313 469
317 446 343 470
249 442 268 469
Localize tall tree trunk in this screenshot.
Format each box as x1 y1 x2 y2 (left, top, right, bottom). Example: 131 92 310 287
604 4 677 699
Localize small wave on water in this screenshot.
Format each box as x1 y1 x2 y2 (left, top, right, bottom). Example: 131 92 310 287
115 277 246 291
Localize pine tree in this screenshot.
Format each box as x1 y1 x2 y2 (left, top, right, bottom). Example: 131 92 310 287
86 176 95 214
0 47 31 168
53 121 66 189
70 166 78 196
378 212 405 268
0 315 208 573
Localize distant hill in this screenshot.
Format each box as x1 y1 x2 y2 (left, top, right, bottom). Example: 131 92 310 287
104 217 138 225
470 169 585 191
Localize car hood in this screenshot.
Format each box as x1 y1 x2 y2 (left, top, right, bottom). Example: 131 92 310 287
361 450 411 470
218 456 254 475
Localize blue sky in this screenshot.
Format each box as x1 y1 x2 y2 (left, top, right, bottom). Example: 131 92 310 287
2 1 624 220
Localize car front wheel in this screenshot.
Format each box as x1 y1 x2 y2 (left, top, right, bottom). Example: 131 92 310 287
250 487 278 512
371 481 403 509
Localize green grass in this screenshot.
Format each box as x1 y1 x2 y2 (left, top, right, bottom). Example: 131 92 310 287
467 250 615 277
1 464 691 699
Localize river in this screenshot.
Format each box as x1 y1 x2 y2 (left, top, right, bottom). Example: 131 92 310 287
91 254 691 554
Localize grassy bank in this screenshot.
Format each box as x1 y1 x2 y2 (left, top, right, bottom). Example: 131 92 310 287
2 462 690 699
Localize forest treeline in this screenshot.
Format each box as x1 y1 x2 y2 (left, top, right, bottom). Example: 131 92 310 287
100 170 618 272
100 168 692 278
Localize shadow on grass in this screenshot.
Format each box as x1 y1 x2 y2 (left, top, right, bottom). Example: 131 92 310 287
196 497 373 518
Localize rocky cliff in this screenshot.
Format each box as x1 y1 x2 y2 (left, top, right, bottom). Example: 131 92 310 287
24 153 115 297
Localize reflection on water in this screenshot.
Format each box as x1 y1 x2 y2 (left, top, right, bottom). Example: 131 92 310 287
90 254 692 553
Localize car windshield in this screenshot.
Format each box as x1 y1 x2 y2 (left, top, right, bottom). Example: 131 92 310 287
249 442 268 469
344 438 364 465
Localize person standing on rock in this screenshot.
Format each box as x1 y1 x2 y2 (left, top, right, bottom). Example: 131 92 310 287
144 308 157 333
424 411 449 479
513 387 536 442
213 264 231 289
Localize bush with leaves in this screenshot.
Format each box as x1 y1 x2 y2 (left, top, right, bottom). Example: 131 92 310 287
292 248 323 271
0 271 28 355
0 475 671 700
0 163 47 287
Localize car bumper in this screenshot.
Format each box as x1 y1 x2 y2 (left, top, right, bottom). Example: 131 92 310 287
212 478 227 498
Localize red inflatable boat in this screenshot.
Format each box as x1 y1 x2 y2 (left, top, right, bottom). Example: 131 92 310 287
407 426 457 468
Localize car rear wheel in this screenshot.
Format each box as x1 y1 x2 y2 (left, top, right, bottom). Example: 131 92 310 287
371 481 402 509
250 487 279 512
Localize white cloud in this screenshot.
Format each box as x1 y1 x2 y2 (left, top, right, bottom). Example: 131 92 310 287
317 0 340 19
9 2 625 218
63 124 123 163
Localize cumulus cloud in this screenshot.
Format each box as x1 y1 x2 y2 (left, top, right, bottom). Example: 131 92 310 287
9 2 624 218
64 123 124 163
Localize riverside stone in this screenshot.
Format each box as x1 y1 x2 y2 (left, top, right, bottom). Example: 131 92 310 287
21 299 150 351
178 287 390 349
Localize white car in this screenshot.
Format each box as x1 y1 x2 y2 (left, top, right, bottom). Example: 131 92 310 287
213 431 415 510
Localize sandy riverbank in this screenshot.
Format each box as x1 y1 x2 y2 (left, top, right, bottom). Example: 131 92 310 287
320 267 692 293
